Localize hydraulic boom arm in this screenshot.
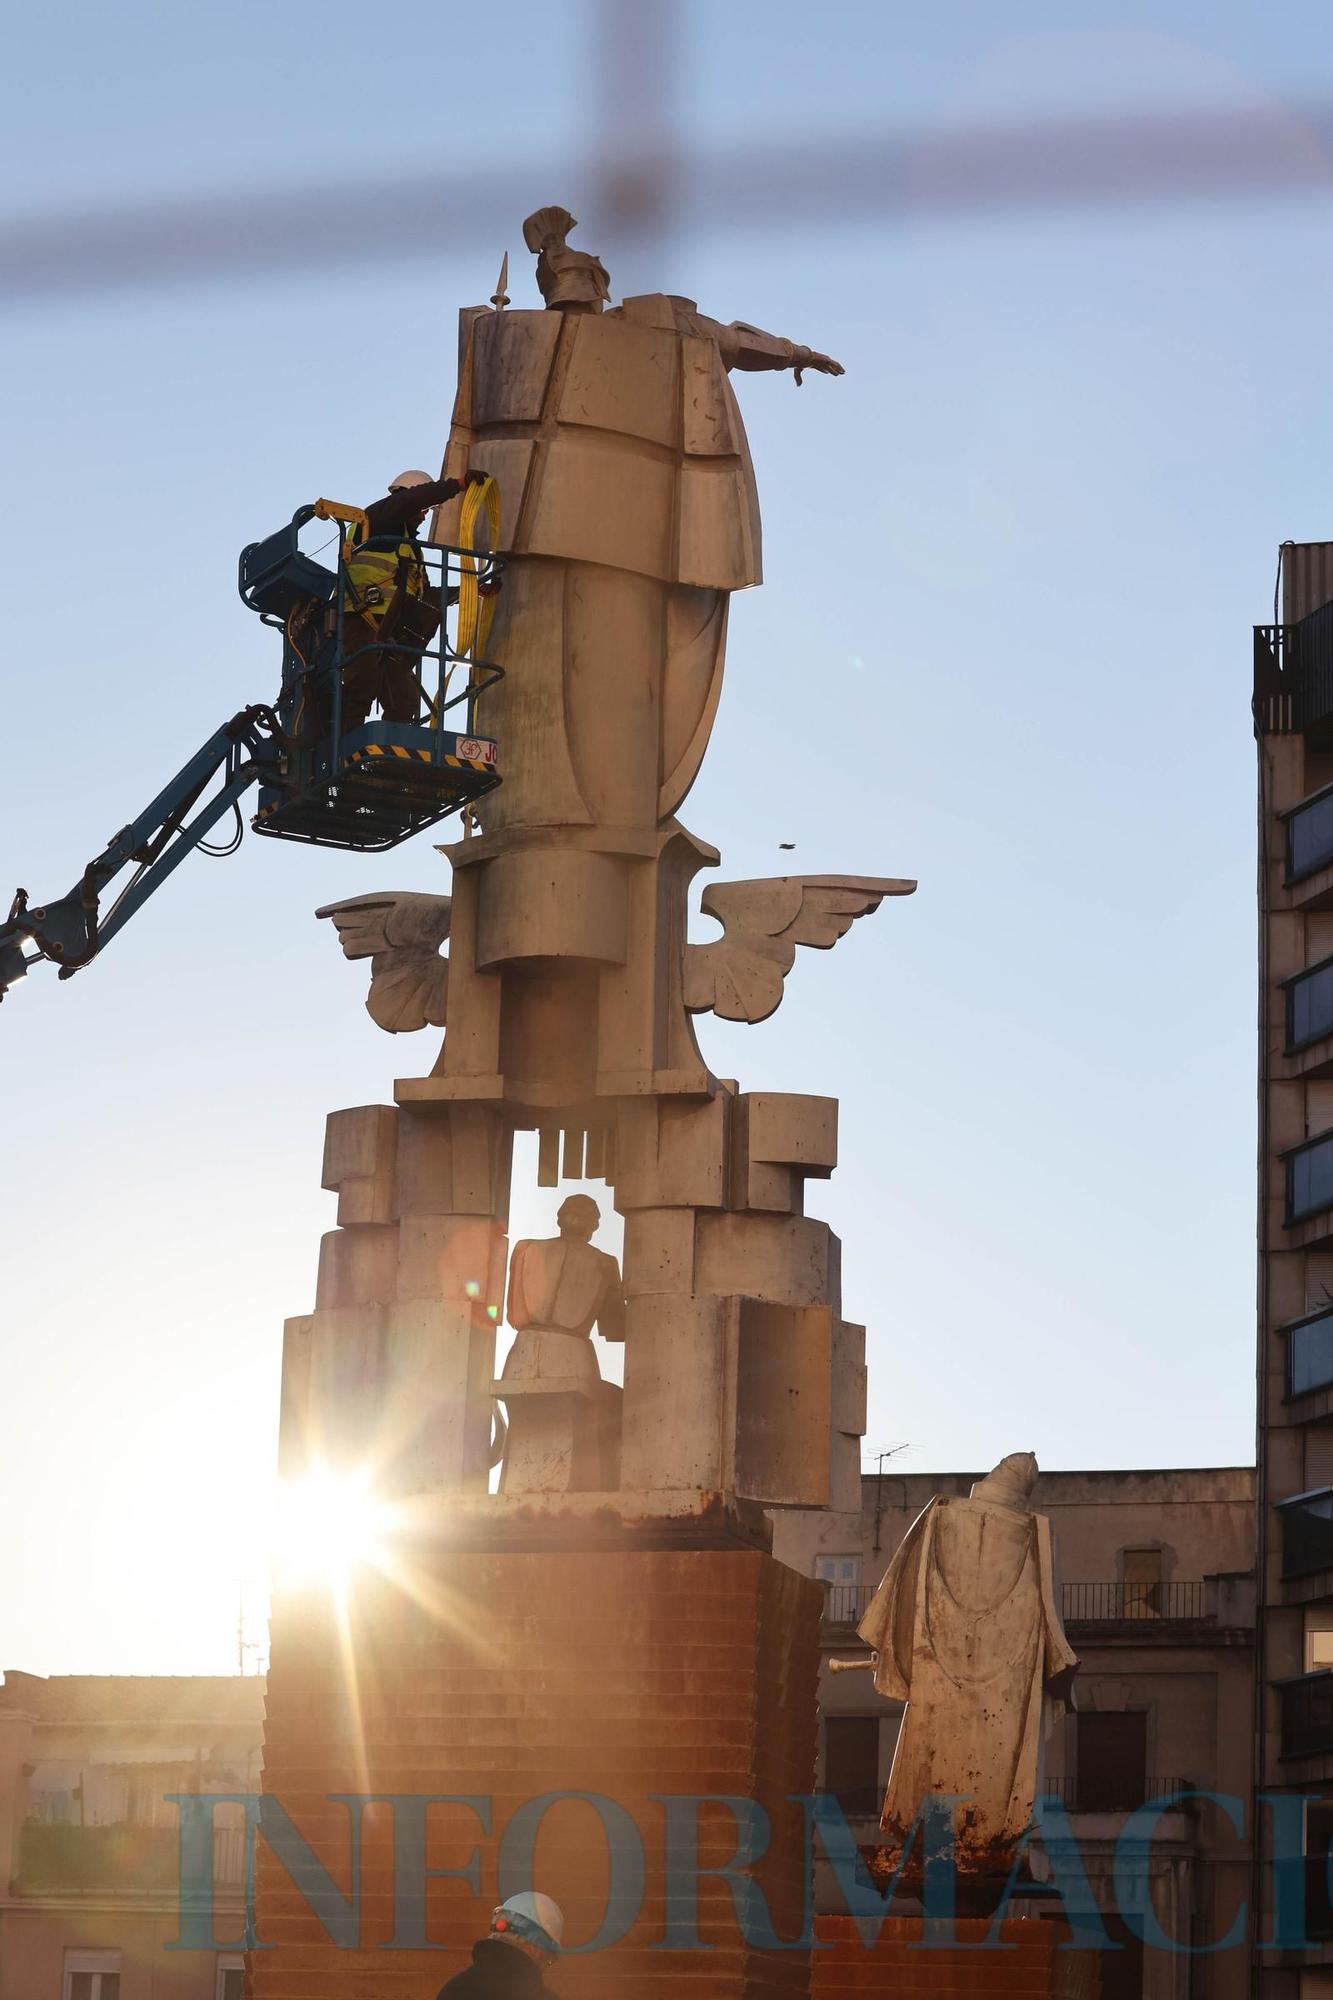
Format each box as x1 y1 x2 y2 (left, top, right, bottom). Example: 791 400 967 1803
0 704 284 999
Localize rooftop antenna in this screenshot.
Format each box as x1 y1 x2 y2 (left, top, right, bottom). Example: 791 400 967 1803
491 252 510 312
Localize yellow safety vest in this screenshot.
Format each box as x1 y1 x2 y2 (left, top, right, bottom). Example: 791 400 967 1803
344 534 426 626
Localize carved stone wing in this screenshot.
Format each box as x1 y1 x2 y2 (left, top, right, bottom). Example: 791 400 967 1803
315 892 452 1034
683 875 915 1025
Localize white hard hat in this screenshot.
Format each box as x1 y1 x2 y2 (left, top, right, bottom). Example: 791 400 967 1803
388 468 434 491
491 1891 564 1953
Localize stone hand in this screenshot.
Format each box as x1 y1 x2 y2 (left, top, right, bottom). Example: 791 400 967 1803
792 345 845 385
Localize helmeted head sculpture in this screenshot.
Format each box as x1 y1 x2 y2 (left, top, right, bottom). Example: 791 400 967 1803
522 204 611 312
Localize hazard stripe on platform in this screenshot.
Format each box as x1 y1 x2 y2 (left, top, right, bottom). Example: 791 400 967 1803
349 745 433 765
341 747 495 775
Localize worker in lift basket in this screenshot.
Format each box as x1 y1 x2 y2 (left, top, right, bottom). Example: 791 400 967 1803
339 467 488 728
434 1893 564 1999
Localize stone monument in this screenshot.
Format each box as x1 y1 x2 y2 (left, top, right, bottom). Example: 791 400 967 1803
857 1452 1080 1892
254 209 913 2000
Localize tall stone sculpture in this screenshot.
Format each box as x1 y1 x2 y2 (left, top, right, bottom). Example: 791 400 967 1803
258 210 914 2000
856 1453 1079 1888
299 203 914 1523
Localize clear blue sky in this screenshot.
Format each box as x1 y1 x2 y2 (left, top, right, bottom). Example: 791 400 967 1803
2 0 1326 1673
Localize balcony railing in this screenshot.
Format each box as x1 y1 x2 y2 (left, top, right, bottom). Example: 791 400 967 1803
1256 608 1333 738
1279 1671 1333 1759
1061 1581 1206 1622
821 1579 1212 1628
821 1581 875 1626
1041 1775 1193 1813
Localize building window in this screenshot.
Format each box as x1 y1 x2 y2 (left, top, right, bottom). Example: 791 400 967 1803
64 1953 121 2000
1280 1674 1333 1759
1280 1489 1333 1578
1074 1711 1148 1811
216 1956 246 2000
1307 1620 1333 1673
1287 1134 1333 1225
823 1714 881 1820
1289 958 1333 1051
1121 1548 1163 1618
1287 787 1333 884
1288 1307 1333 1397
1307 1802 1333 1939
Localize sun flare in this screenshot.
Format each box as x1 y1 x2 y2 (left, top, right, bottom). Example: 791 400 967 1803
271 1465 395 1588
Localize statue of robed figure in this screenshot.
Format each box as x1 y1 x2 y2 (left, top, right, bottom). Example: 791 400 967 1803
856 1452 1078 1885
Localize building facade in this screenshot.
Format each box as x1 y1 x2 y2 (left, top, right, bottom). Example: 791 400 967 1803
772 1465 1256 2000
1254 544 1333 2000
0 1673 263 2000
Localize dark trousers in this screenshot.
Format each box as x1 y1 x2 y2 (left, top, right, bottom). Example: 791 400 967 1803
339 612 421 727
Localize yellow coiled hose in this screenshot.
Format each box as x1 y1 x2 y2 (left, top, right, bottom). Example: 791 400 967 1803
454 475 502 659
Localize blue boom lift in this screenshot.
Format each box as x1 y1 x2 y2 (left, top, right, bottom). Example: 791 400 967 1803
0 494 504 1000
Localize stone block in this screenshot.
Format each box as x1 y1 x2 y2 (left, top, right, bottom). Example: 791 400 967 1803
734 1301 833 1507
302 1305 387 1468
730 1093 838 1214
321 1105 397 1226
451 1103 514 1218
561 313 681 448
391 1113 453 1218
276 1316 314 1479
621 1294 728 1490
396 1215 507 1316
832 1320 867 1436
476 848 628 967
615 1095 728 1210
828 1430 862 1516
695 1212 841 1310
381 1300 497 1494
315 1225 399 1310
621 1208 698 1296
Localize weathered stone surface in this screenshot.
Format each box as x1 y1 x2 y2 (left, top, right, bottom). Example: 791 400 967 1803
252 1548 821 2000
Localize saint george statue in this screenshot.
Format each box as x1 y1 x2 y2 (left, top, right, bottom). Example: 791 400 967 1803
493 1194 626 1494
856 1452 1078 1886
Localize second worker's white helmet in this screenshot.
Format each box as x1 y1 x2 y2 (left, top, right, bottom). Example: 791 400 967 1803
491 1891 564 1954
388 468 434 491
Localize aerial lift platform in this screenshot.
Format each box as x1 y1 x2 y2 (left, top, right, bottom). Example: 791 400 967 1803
0 484 504 998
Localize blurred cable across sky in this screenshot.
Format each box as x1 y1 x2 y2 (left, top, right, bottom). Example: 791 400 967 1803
4 101 1333 303
3 0 1333 305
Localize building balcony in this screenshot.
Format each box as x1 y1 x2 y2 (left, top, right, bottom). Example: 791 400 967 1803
1278 1670 1333 1760
1256 608 1333 743
1041 1775 1195 1815
13 1820 247 1897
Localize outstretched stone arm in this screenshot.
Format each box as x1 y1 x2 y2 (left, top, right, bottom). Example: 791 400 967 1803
706 318 844 383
